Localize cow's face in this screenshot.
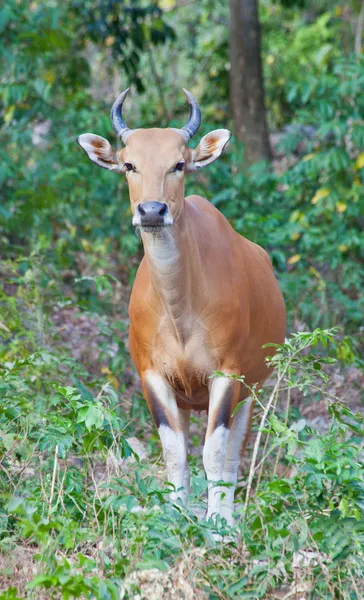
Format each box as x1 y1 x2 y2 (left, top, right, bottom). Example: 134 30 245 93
77 89 231 232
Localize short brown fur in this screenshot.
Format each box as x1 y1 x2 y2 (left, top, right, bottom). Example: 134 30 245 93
78 109 286 520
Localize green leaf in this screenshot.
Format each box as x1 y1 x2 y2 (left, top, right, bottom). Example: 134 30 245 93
0 588 24 600
78 405 104 431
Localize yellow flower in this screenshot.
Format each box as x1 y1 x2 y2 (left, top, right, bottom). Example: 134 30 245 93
266 55 275 65
311 188 329 205
291 232 301 241
338 244 349 252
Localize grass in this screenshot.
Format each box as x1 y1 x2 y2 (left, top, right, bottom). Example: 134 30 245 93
0 254 363 600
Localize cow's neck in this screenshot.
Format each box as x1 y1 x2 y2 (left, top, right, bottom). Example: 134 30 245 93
141 202 199 345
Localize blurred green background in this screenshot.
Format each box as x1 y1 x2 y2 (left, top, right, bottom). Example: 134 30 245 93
1 0 363 344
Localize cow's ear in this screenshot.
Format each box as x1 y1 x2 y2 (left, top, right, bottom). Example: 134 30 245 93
77 133 125 172
187 129 231 171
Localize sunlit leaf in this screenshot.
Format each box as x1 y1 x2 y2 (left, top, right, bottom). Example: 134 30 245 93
336 201 347 213
355 153 364 169
311 188 329 204
288 254 301 264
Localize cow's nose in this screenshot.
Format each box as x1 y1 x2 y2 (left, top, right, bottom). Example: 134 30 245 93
137 201 168 225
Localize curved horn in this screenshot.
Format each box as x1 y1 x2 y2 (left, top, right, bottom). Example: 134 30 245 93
177 88 201 142
110 88 134 143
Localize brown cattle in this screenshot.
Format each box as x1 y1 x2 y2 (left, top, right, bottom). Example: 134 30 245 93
77 89 286 524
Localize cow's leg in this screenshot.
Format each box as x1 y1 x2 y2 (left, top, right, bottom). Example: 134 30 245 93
179 408 191 496
203 376 240 521
221 397 253 524
143 371 190 503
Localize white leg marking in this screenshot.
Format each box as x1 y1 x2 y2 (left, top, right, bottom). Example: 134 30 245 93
203 424 230 519
221 398 252 524
204 376 234 520
179 409 191 496
144 371 189 503
158 426 188 503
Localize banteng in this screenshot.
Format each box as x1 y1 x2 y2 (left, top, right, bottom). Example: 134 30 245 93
77 88 286 524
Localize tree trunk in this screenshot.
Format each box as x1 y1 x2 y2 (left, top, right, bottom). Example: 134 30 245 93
229 0 272 164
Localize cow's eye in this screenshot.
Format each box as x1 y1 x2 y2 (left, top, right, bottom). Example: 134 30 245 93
173 161 185 173
124 162 136 172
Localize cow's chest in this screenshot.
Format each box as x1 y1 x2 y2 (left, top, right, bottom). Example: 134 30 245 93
152 316 215 403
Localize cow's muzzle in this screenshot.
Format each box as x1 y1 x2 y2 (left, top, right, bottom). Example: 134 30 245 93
132 201 173 228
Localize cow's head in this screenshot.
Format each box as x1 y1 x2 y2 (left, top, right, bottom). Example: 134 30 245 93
77 89 231 231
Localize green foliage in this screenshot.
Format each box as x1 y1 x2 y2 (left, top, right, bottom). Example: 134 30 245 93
71 0 175 93
241 332 364 597
191 55 364 335
1 1 363 597
262 7 340 126
0 589 24 600
1 329 363 598
1 1 363 336
0 0 142 260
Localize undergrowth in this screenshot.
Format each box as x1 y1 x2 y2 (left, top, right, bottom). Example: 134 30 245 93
0 259 363 599
1 2 363 598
